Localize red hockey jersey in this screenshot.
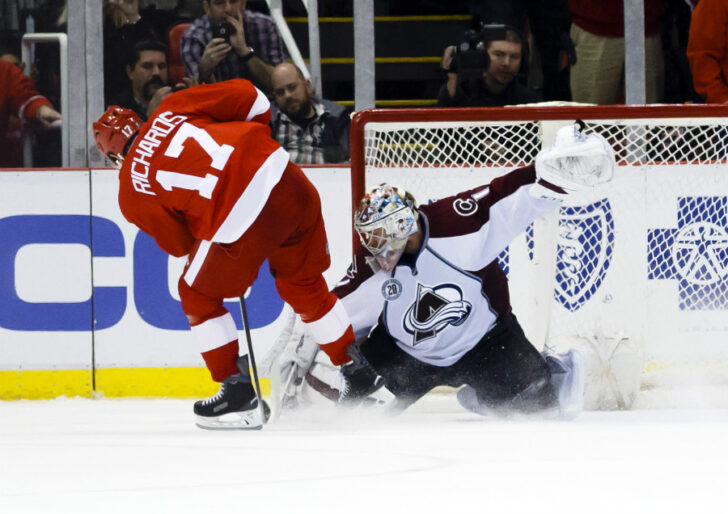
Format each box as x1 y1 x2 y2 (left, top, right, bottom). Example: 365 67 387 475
0 60 53 167
117 79 287 257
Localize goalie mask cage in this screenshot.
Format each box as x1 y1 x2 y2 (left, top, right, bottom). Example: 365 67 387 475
350 104 728 398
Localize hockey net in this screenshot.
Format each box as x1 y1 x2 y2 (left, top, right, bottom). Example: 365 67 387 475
350 104 728 408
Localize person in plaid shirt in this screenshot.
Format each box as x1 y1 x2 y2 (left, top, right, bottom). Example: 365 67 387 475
181 0 288 93
270 63 350 164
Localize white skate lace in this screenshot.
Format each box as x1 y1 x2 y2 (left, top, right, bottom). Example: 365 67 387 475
201 383 226 406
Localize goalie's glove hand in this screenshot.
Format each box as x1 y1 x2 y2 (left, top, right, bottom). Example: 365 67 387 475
338 343 384 405
535 123 616 193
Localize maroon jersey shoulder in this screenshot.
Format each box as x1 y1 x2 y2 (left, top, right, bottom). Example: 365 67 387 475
420 165 537 239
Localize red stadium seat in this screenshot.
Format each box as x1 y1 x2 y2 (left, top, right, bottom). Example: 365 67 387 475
167 22 190 85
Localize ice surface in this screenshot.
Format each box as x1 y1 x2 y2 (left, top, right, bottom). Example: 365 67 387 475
1 393 727 514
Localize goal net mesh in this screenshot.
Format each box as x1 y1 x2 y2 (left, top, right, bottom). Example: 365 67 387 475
352 106 728 401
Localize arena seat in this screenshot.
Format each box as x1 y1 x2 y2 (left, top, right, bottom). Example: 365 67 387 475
167 22 190 85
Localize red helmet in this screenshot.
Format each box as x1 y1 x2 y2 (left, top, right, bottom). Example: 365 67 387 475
93 106 142 159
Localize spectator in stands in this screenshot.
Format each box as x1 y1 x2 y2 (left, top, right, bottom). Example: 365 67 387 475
0 59 62 167
110 40 171 121
270 63 350 164
663 0 700 103
0 31 23 70
104 0 175 38
686 0 728 103
103 0 168 104
180 0 289 93
0 36 25 168
437 25 541 107
466 0 574 101
568 0 664 104
0 51 21 69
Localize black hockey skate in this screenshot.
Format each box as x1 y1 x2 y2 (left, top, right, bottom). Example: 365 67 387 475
194 357 270 430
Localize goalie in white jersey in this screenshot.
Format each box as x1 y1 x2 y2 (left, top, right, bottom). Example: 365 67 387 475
317 123 616 417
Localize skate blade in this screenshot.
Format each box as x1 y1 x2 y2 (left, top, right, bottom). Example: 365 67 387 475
195 410 264 430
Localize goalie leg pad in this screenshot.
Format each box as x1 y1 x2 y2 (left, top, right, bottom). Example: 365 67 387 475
581 335 643 410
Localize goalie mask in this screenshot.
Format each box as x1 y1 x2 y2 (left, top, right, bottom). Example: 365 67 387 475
93 106 142 168
354 184 418 272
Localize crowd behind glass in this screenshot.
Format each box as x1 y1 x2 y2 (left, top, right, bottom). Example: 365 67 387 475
0 0 711 168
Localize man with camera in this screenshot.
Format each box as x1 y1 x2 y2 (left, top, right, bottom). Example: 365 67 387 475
438 24 541 107
181 0 288 93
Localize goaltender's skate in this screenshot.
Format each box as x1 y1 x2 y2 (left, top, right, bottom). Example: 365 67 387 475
544 348 585 420
194 356 270 430
457 349 585 419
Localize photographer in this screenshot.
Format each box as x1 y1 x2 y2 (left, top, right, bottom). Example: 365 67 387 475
181 0 289 93
438 25 541 107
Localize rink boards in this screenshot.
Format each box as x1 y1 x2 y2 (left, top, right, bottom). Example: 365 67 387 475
0 167 353 399
2 164 728 399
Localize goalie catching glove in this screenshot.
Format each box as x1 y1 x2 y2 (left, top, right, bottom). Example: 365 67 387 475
535 123 616 192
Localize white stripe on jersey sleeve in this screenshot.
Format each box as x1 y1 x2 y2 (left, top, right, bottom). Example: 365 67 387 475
304 298 350 344
246 87 271 121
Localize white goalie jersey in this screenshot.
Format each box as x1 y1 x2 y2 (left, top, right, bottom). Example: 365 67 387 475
332 165 563 366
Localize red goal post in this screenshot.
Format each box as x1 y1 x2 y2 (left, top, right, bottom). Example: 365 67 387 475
349 104 728 406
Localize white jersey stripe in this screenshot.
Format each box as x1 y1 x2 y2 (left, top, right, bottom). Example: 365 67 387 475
18 94 45 120
184 239 212 286
304 299 350 344
191 312 238 353
212 146 289 244
246 87 271 121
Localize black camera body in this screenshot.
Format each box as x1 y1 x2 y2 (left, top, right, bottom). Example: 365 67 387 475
449 24 511 100
452 30 488 77
451 24 509 78
211 21 234 43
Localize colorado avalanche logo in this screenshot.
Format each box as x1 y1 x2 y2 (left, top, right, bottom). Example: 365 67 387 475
555 199 614 312
403 283 472 345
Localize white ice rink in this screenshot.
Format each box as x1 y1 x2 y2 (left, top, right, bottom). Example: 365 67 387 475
2 392 728 514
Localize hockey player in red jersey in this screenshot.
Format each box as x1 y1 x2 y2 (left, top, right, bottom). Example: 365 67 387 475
299 124 615 418
93 79 354 429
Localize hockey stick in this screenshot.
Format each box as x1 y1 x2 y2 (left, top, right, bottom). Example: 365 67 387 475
239 296 265 422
